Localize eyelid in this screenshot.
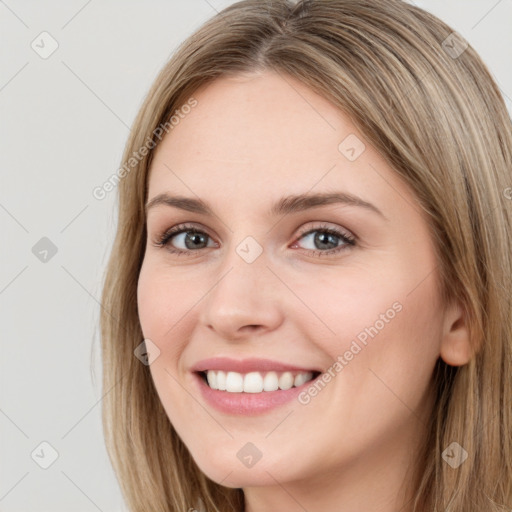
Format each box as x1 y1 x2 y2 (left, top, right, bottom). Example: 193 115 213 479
294 222 354 241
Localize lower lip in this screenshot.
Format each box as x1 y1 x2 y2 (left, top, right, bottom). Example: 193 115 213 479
193 372 317 415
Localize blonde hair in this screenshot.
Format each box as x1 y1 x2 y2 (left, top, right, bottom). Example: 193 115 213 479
99 1 512 510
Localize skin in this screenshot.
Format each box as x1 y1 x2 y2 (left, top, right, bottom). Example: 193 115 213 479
137 70 471 512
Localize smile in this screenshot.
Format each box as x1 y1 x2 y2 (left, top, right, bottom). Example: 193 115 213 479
200 370 319 393
191 357 323 414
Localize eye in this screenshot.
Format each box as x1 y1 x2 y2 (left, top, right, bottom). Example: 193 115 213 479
291 223 356 257
151 222 356 257
152 223 217 255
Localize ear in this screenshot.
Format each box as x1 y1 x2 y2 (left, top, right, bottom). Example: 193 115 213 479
439 299 473 366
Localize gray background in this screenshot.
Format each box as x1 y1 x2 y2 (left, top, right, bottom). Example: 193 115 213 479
1 1 511 510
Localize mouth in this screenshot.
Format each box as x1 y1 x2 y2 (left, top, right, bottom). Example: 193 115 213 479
191 357 324 414
197 369 321 393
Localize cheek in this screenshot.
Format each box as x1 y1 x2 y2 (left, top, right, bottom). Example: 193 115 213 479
299 258 443 405
137 264 202 439
137 260 196 348
318 271 443 425
137 263 165 340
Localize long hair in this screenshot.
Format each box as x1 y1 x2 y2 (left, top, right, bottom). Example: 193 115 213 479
99 1 512 510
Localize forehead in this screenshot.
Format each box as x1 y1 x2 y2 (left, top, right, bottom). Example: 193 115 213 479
158 71 342 170
147 71 417 222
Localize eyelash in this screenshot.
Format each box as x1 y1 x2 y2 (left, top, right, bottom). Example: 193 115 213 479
151 222 356 258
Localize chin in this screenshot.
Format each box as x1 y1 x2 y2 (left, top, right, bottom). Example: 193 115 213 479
203 465 288 488
191 451 298 488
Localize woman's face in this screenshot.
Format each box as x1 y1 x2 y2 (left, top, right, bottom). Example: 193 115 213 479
137 71 459 491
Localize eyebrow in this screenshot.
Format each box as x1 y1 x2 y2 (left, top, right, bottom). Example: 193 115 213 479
145 191 387 220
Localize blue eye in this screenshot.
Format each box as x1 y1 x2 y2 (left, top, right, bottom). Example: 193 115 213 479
153 223 216 255
152 222 356 257
293 225 355 256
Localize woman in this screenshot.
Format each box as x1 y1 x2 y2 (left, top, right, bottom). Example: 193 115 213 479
100 1 512 510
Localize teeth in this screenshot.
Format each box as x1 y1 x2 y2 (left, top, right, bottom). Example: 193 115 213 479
216 371 226 391
204 370 315 393
226 371 244 392
206 370 217 389
243 372 263 393
294 373 309 387
278 372 294 390
263 371 279 391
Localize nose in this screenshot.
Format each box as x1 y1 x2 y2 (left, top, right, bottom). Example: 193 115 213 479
198 244 284 341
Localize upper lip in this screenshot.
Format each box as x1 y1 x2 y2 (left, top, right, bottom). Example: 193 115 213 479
191 357 321 374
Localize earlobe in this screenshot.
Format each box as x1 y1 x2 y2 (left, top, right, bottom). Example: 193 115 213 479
439 300 474 366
